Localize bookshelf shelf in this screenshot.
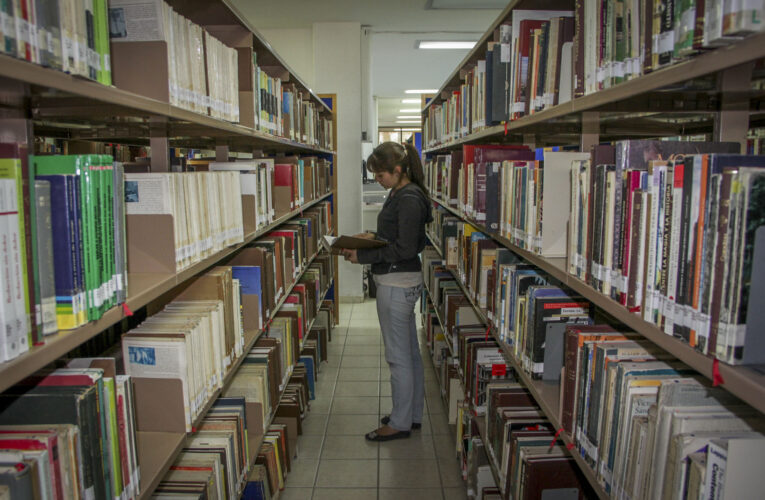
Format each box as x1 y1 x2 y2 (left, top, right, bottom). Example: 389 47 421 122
429 194 765 413
136 430 187 499
423 31 765 153
0 54 335 155
0 191 335 393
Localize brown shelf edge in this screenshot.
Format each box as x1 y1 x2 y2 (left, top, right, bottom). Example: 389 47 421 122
136 430 186 499
0 54 334 154
422 31 765 154
430 196 765 415
0 191 335 392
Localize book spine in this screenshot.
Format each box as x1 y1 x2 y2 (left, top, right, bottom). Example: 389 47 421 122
705 441 727 500
34 180 58 335
664 163 684 335
674 157 694 341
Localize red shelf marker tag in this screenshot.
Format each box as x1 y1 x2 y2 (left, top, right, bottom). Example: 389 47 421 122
492 364 507 377
549 427 564 449
712 358 725 386
566 442 576 450
485 324 491 340
122 303 134 317
504 121 508 136
628 305 641 313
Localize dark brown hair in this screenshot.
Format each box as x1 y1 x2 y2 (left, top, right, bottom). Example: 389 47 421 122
366 141 428 195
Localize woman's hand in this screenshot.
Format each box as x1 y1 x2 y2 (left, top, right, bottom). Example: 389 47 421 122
342 249 359 263
352 232 375 240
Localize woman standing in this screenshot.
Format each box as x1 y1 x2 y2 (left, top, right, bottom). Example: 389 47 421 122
342 141 433 441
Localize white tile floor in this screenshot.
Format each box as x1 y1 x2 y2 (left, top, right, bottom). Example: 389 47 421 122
278 299 469 500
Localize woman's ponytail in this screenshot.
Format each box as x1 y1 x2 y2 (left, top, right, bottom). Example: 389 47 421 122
403 143 428 196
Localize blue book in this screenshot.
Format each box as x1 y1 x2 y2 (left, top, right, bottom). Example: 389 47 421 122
299 356 315 399
232 266 263 322
35 175 81 329
243 480 268 500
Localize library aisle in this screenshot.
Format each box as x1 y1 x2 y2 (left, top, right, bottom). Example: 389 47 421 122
281 300 467 500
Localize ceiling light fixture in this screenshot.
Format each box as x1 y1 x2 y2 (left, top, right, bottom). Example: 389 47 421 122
399 109 420 113
396 120 421 124
397 116 422 119
401 99 420 104
416 41 476 49
405 89 438 94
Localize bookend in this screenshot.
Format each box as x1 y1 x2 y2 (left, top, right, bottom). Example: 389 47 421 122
126 214 176 274
111 41 171 103
242 194 257 235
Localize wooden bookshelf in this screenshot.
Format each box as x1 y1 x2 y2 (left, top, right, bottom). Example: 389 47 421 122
428 196 765 416
136 254 335 499
1 54 334 155
423 22 765 153
427 257 609 498
0 191 335 392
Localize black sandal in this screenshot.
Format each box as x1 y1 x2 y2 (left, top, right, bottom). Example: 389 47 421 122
380 415 422 430
365 427 411 442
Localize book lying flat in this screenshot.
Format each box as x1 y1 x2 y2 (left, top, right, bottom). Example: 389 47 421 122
321 235 386 254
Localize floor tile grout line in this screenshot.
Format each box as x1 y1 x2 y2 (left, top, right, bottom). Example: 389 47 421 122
309 302 353 497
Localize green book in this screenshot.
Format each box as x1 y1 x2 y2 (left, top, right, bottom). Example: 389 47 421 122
35 154 115 323
93 0 111 85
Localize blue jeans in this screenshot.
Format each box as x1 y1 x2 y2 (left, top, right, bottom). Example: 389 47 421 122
376 283 425 431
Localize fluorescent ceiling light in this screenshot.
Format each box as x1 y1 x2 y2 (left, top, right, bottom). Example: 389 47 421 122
399 109 420 113
397 116 422 119
396 120 421 124
405 89 438 94
417 41 476 50
401 99 420 104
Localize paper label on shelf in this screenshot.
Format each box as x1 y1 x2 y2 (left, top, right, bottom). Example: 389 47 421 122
613 61 625 78
512 101 525 113
1 14 12 39
78 42 87 67
663 301 675 322
658 31 675 54
18 18 30 44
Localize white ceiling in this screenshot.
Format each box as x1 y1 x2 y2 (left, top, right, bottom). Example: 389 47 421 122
231 0 501 129
232 0 498 131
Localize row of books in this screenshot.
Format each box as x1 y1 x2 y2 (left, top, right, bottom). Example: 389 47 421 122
569 142 764 365
125 170 245 272
253 55 334 150
110 0 240 122
563 325 765 499
195 156 333 230
0 360 140 500
425 141 765 367
423 4 764 148
0 0 111 84
419 259 595 499
0 259 335 498
427 210 765 498
0 144 333 366
0 148 130 361
123 268 245 431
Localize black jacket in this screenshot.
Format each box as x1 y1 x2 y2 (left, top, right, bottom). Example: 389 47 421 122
357 183 433 274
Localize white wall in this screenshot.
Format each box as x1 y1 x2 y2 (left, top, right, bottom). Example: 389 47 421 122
312 22 364 302
258 28 315 88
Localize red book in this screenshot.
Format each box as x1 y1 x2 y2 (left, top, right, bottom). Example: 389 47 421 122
513 20 548 120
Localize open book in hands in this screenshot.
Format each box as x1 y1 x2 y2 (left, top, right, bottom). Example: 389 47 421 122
322 234 387 255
